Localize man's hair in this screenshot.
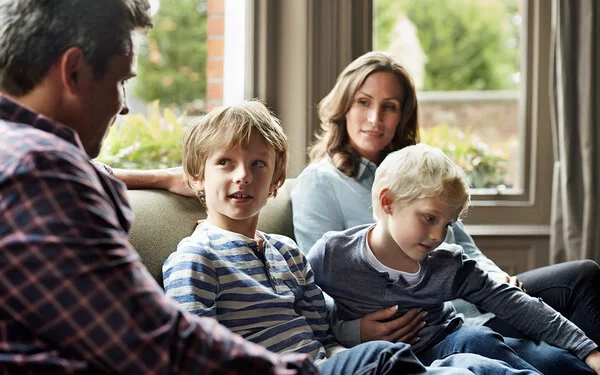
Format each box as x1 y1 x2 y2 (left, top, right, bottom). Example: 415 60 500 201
372 143 471 220
182 100 288 205
309 51 419 177
0 0 153 96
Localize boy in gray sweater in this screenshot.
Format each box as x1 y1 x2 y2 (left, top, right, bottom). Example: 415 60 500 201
307 144 600 374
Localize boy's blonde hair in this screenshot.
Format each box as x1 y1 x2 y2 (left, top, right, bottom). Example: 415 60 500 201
182 100 288 204
372 144 471 220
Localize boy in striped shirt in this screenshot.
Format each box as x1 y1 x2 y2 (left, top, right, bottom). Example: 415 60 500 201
161 100 523 375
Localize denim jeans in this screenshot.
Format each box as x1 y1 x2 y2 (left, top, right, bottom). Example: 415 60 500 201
317 340 539 375
416 326 540 373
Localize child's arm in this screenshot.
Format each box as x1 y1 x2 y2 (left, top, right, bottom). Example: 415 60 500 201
455 251 598 360
585 349 600 374
292 248 337 348
163 243 219 318
307 237 425 347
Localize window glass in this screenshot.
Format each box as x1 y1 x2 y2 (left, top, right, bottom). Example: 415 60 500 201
373 0 522 192
96 0 211 169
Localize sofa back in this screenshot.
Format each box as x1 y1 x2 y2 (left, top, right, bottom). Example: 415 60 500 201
127 179 296 285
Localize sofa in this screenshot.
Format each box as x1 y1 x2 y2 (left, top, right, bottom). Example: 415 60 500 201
126 179 297 286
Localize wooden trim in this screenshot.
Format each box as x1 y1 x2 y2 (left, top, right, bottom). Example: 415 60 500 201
464 225 550 237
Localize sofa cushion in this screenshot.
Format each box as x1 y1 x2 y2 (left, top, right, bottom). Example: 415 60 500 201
127 179 296 285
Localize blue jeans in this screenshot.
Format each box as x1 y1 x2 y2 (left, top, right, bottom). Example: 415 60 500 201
503 338 594 375
317 341 537 375
417 326 540 373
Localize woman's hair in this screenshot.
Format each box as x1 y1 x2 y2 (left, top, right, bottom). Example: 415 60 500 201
0 0 153 96
371 144 471 220
182 100 288 205
309 51 419 177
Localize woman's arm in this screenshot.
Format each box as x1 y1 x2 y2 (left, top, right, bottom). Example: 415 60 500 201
448 221 508 276
449 221 529 290
291 168 346 253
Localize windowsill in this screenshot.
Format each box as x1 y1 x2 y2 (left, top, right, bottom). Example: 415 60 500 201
463 224 550 237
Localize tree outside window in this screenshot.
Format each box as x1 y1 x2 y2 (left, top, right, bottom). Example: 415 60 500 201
374 0 521 190
96 0 208 169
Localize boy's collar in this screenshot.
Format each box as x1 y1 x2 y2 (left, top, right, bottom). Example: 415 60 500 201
356 157 378 180
198 220 265 247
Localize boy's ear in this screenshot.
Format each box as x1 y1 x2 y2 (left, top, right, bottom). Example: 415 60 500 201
378 188 394 215
191 176 204 192
268 179 281 197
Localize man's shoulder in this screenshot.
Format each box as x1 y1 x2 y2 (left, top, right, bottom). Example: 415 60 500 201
1 119 81 156
1 120 89 176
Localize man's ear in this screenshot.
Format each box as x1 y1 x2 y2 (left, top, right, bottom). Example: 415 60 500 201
58 47 89 95
378 188 394 215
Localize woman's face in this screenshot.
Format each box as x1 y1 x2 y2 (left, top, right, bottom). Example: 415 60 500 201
345 71 403 163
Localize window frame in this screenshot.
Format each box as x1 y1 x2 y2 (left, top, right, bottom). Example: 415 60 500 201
248 0 553 228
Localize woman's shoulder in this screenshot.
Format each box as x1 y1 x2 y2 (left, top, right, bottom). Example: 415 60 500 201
296 158 350 185
299 158 335 174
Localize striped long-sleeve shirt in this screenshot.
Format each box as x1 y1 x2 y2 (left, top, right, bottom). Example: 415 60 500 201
0 93 316 375
163 222 337 362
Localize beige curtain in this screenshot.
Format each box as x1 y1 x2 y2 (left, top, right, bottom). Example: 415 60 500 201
549 0 600 262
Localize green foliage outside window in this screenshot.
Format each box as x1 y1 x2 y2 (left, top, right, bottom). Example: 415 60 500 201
374 0 520 91
95 101 186 169
134 0 207 108
419 124 513 189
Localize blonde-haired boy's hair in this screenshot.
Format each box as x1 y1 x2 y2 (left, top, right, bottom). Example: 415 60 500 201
182 100 288 205
309 51 419 177
372 143 471 220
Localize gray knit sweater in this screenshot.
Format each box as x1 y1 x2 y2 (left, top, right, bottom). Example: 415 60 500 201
306 224 598 359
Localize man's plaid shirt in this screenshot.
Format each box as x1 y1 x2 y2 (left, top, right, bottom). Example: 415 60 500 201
0 94 316 375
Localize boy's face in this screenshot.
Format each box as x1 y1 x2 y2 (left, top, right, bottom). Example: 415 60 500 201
385 196 460 262
198 131 278 235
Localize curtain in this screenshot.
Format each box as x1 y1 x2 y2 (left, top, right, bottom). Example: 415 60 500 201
549 0 600 262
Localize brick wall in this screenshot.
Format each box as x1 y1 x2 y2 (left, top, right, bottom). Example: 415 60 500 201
206 0 225 109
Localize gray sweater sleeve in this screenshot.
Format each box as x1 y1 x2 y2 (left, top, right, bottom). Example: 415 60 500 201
453 249 598 359
308 235 362 347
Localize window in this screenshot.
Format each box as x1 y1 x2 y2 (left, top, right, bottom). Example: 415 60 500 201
373 0 523 194
96 0 238 170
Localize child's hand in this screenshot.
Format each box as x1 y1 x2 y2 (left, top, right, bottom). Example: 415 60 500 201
501 274 527 293
584 349 600 374
360 306 427 345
